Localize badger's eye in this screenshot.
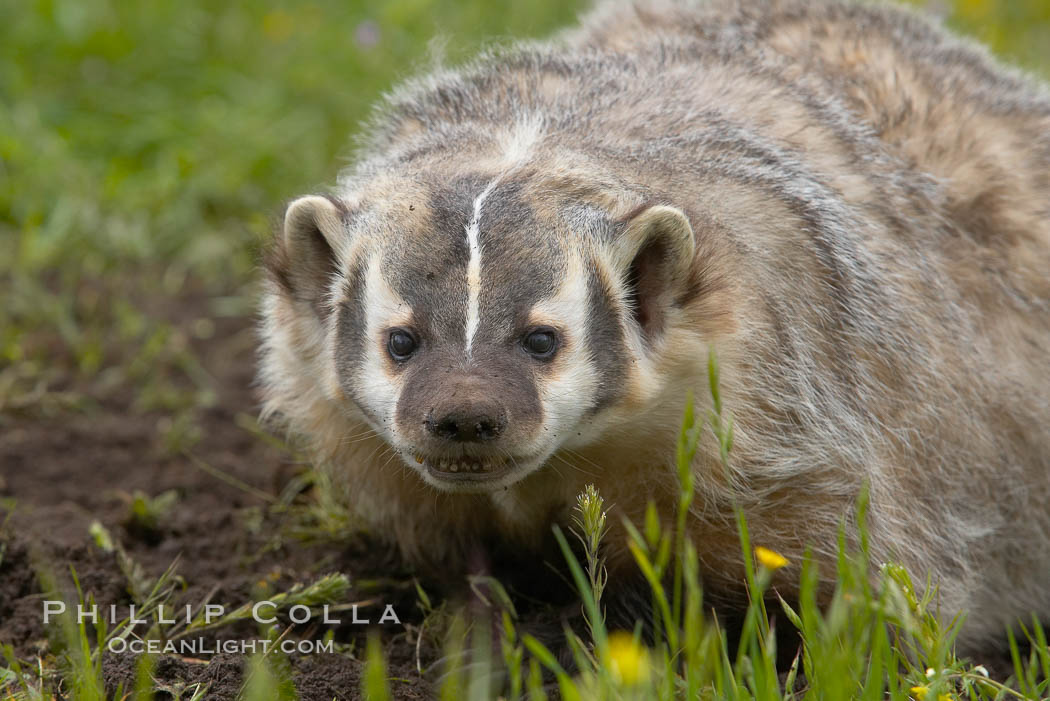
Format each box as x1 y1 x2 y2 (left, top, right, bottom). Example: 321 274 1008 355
522 328 558 358
388 329 418 360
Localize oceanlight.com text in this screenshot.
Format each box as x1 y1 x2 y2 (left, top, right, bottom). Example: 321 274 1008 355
107 638 336 655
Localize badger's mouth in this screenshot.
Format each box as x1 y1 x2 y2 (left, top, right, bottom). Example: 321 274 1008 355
406 450 541 488
419 454 506 475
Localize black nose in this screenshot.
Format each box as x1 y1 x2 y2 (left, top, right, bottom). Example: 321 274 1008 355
425 408 505 442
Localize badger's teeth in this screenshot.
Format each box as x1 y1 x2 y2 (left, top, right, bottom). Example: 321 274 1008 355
425 456 511 474
414 453 424 464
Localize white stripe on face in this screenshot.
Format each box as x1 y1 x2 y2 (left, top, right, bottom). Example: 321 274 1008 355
463 176 500 356
462 116 544 356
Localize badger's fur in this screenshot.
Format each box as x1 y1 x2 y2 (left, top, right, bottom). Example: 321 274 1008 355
259 0 1050 652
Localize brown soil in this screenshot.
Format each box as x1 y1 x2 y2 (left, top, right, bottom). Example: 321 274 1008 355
0 289 435 700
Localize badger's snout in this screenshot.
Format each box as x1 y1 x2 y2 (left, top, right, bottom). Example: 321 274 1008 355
424 401 507 442
422 374 508 443
390 365 548 489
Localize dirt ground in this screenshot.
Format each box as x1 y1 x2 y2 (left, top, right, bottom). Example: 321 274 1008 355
0 289 438 699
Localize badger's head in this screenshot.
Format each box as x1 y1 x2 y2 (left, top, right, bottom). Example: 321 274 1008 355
265 157 709 494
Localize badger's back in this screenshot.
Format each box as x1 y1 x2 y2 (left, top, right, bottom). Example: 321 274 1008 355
569 0 1050 646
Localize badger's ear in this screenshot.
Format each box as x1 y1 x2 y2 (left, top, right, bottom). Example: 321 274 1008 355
267 195 345 318
610 205 696 340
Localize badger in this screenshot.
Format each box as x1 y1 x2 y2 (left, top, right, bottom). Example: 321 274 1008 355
259 0 1050 653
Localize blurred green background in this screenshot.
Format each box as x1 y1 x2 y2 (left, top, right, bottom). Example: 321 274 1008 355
1 0 1048 421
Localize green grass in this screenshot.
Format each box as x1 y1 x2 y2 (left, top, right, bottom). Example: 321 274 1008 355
3 0 1050 699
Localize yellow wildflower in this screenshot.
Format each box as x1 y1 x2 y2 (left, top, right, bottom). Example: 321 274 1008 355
606 631 650 686
909 686 952 701
755 546 789 570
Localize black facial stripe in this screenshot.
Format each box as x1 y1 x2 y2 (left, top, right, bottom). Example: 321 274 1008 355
334 257 373 414
586 261 629 414
472 178 564 343
381 176 484 343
